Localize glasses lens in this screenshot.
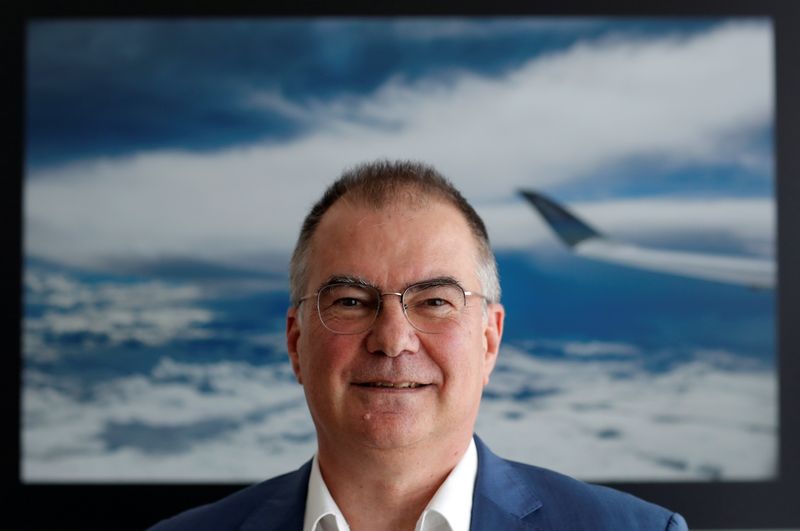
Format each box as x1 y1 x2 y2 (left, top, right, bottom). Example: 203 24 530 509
317 284 379 334
403 283 467 333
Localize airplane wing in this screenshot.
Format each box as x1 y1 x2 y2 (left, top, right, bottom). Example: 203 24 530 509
519 190 775 289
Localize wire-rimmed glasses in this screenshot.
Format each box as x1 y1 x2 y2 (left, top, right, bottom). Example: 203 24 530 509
298 280 489 335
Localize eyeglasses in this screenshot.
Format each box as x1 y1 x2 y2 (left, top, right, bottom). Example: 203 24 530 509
298 280 489 335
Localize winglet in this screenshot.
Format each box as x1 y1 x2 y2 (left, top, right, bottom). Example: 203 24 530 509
518 190 602 247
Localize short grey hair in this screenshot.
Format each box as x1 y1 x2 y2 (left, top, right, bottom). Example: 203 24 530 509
289 160 501 306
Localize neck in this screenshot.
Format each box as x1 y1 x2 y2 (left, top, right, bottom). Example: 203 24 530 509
316 435 471 531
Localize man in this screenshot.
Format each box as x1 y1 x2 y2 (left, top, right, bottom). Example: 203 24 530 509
150 160 688 530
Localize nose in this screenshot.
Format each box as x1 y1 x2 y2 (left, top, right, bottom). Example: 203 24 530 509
365 293 420 358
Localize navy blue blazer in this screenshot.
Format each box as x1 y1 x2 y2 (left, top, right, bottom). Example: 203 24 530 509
149 436 688 530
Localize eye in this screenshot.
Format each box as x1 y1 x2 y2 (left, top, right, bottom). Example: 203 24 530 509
335 297 363 308
318 283 376 312
406 283 463 310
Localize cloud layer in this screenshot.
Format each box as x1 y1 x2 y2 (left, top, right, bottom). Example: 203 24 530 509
23 342 775 482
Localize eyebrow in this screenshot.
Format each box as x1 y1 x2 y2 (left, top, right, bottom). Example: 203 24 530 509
317 275 462 293
406 276 462 291
317 275 375 291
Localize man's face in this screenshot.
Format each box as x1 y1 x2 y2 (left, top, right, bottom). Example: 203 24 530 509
286 198 504 454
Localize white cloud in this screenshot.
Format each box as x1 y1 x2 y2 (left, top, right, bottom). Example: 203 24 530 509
562 340 640 357
479 345 776 481
25 21 773 271
24 269 215 359
22 358 313 482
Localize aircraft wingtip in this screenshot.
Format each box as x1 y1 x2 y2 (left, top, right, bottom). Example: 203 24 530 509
518 188 601 247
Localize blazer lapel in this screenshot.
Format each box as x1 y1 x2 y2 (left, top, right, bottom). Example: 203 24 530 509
240 460 312 531
470 436 543 531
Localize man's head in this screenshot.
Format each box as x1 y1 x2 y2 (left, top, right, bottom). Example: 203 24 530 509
289 160 500 308
286 160 504 456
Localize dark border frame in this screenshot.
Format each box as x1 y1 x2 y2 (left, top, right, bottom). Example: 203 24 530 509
2 2 798 529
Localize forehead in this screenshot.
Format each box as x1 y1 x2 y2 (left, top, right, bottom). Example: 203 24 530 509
307 198 480 287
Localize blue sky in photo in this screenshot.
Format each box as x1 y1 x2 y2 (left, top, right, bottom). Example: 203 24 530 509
27 18 736 172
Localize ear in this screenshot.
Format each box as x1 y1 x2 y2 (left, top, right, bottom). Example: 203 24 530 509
481 303 505 386
286 306 303 384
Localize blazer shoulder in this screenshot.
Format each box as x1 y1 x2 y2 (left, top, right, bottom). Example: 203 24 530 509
505 459 686 530
472 435 686 531
147 462 311 531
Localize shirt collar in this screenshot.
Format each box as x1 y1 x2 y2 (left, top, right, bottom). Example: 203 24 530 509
302 438 478 531
303 455 350 531
416 438 477 531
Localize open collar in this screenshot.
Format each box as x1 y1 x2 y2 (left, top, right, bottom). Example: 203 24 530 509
236 435 544 531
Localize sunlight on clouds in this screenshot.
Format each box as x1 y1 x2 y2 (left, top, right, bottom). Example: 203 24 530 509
324 20 772 189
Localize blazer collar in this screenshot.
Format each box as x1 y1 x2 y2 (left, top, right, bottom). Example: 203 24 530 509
470 435 543 530
240 459 312 531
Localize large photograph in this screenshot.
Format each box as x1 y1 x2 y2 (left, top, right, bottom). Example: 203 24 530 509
23 18 775 482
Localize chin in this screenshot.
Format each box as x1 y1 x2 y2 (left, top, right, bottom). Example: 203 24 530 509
353 415 430 450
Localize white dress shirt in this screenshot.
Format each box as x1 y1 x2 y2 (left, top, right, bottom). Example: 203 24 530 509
302 438 478 531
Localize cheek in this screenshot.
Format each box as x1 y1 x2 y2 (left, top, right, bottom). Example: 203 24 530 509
431 327 485 380
299 331 361 377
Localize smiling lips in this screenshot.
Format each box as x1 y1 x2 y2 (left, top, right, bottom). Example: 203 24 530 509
355 381 430 389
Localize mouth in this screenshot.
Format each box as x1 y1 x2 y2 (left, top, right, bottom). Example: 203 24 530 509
354 381 430 389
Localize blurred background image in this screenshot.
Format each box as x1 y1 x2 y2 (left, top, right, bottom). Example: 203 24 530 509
22 17 775 483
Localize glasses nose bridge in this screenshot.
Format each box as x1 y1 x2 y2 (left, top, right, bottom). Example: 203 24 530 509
377 290 407 313
372 289 416 332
